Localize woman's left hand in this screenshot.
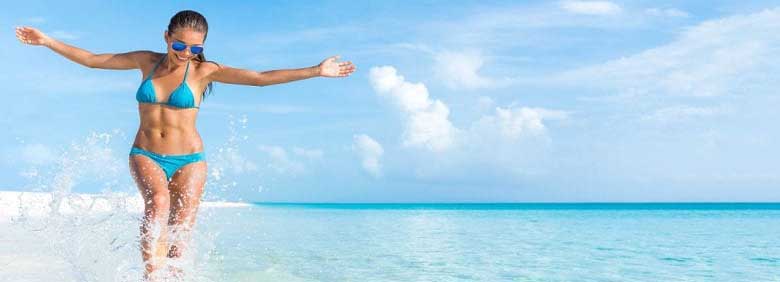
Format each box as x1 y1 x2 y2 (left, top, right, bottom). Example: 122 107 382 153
318 55 356 77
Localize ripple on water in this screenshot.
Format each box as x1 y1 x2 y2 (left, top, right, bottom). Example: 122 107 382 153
750 257 780 264
659 257 693 264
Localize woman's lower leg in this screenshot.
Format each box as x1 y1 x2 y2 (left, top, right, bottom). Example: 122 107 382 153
140 198 171 277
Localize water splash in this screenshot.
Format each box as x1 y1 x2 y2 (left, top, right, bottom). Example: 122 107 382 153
205 114 264 203
13 130 127 227
4 129 226 281
6 130 144 281
4 114 273 281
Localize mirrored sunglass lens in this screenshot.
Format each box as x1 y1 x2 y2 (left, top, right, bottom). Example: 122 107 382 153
190 46 204 54
171 42 186 51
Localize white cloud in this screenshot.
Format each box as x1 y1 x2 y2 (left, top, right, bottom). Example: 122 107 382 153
256 145 324 175
558 8 780 97
215 148 258 174
208 147 258 182
434 49 509 90
369 66 459 152
258 145 305 175
560 1 622 16
472 106 569 140
645 8 689 18
395 1 692 58
367 65 569 180
405 103 566 181
369 65 569 153
352 134 384 177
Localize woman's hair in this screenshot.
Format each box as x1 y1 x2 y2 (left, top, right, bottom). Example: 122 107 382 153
167 10 216 98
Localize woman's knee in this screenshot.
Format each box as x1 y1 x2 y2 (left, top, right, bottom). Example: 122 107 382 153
144 193 171 217
151 192 169 204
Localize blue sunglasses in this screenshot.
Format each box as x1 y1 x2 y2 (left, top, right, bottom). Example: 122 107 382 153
171 41 204 55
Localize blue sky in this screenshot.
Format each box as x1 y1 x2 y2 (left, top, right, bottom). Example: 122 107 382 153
2 1 779 202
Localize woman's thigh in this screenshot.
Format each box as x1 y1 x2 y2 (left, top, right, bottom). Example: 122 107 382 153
168 161 208 226
129 155 170 209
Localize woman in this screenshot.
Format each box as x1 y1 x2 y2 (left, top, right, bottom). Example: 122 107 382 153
15 10 355 280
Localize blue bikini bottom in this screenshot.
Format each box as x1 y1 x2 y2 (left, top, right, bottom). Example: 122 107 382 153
129 146 206 180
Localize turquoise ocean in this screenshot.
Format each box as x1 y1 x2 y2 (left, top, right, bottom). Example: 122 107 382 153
2 198 779 281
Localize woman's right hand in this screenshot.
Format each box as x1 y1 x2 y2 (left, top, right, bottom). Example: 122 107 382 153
15 26 51 47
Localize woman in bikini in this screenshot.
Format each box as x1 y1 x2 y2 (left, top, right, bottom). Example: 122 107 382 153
15 10 355 280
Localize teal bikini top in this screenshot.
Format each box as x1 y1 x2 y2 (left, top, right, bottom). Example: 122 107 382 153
135 54 199 109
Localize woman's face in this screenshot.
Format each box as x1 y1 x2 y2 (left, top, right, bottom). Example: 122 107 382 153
164 28 205 65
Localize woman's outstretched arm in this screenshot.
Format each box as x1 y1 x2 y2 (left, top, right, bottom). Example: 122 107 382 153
15 26 147 70
207 55 356 87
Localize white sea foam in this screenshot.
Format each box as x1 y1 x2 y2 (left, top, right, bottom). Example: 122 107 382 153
0 190 251 222
1 190 250 281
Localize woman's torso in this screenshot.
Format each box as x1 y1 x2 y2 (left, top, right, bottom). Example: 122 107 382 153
132 52 208 154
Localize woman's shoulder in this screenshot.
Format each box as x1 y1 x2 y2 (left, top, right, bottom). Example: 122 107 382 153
192 58 222 76
132 51 164 67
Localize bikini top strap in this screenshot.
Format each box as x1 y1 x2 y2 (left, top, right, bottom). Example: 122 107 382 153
146 54 166 80
182 59 190 82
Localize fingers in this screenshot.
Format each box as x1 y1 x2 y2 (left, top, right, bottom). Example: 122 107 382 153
340 62 356 70
15 27 28 43
338 64 356 77
323 55 356 77
15 33 30 44
15 26 30 35
15 33 27 44
15 26 38 45
15 26 34 36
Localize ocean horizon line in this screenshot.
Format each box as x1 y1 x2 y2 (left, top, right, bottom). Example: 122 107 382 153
250 202 780 210
3 190 779 210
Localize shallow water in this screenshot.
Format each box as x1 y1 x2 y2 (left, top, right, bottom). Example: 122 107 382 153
3 200 780 281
